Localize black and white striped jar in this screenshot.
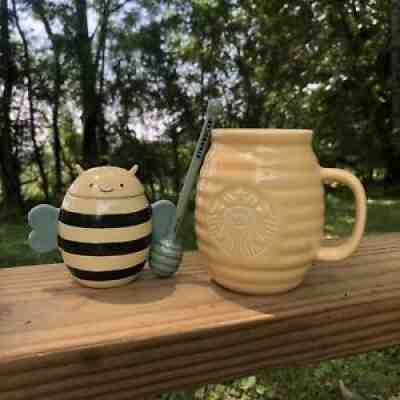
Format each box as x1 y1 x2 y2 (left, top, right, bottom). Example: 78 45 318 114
58 165 152 288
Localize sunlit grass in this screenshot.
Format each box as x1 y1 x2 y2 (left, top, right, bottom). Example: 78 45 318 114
325 191 400 237
0 215 61 268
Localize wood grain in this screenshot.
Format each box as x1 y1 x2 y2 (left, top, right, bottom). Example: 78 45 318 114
1 234 400 399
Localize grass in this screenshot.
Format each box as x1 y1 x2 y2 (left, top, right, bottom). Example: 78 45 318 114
325 189 400 237
1 192 400 399
0 214 61 268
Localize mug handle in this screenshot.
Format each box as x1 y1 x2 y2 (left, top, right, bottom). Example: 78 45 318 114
316 168 367 262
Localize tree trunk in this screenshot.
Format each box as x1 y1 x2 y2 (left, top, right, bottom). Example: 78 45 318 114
386 0 400 185
393 0 400 138
0 0 23 210
95 0 112 160
61 147 77 183
53 57 63 197
98 42 108 159
32 0 63 197
12 0 49 201
74 0 99 168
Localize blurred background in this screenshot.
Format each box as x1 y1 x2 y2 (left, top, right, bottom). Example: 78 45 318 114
0 0 398 398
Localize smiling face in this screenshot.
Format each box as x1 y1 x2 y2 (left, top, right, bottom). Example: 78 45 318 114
68 165 144 198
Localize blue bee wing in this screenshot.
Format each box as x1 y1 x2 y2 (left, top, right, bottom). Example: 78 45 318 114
151 200 176 243
28 204 60 253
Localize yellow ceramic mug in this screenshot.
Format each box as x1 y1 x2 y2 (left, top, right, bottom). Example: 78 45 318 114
195 129 367 295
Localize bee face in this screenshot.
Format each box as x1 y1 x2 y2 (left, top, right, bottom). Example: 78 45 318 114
68 166 144 199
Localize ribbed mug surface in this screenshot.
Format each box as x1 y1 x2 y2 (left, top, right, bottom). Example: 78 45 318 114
195 129 325 294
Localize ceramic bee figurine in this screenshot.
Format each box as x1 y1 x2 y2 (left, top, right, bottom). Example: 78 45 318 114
28 164 176 288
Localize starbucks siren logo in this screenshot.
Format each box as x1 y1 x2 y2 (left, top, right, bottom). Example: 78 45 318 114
206 187 278 258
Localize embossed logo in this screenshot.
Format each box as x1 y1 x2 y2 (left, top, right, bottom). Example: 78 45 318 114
205 188 278 258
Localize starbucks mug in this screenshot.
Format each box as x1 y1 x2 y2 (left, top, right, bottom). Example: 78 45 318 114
195 129 367 295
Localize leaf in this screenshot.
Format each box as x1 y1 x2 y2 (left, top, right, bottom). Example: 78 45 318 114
239 376 257 391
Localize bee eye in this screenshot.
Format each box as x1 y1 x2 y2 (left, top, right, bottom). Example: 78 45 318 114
120 183 124 188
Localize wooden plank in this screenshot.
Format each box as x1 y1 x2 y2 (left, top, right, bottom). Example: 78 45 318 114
1 234 400 400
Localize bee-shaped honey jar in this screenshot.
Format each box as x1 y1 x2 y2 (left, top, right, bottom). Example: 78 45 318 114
28 165 153 288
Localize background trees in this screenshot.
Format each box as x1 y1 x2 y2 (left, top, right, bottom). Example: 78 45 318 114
0 0 392 214
0 0 23 210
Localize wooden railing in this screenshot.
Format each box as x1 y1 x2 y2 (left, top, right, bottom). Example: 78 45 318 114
1 234 400 400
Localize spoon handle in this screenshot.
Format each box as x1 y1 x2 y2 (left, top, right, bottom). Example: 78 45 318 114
168 100 222 239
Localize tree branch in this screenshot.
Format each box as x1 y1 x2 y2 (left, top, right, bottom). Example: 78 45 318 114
11 0 49 200
94 0 112 73
31 1 52 39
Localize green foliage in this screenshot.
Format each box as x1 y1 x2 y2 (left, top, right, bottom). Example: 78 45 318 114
158 351 400 400
1 0 392 213
324 190 400 237
0 215 61 268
